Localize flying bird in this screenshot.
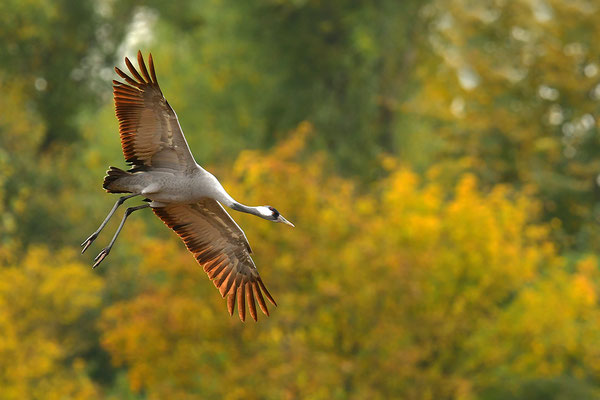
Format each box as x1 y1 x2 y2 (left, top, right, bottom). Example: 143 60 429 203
82 51 294 322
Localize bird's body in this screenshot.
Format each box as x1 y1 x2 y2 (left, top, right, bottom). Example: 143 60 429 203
82 51 293 322
107 167 231 206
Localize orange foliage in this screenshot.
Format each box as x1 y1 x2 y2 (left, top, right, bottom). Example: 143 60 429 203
99 124 600 399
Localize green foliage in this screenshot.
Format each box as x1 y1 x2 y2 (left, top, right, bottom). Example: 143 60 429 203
410 0 600 250
0 0 131 248
0 0 110 146
481 376 600 400
118 0 425 176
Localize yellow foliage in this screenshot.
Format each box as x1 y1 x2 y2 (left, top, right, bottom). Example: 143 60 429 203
97 124 599 399
0 248 103 400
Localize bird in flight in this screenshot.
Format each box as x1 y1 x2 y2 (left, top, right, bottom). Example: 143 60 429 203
82 51 294 321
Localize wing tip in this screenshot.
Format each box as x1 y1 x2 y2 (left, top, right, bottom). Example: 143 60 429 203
227 292 236 316
225 279 272 321
114 66 140 88
137 50 152 83
125 55 145 84
148 52 158 84
237 284 246 322
258 278 277 307
114 51 160 89
247 281 258 321
253 281 270 316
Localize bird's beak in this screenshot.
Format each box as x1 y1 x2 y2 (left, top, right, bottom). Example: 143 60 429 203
278 215 295 227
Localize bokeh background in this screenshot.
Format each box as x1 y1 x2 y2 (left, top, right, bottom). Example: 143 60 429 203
2 0 600 398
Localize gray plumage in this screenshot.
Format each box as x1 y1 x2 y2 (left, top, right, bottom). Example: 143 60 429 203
82 51 293 322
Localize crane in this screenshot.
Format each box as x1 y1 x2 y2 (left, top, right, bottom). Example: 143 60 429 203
81 51 294 322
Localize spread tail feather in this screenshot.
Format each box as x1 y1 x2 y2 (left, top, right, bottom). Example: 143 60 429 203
103 166 131 193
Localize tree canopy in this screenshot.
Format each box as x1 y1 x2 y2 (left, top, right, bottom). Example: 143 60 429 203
2 0 600 398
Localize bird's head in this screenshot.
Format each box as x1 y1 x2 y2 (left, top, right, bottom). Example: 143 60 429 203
256 206 294 227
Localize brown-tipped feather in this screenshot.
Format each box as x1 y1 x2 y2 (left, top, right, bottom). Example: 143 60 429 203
237 284 246 322
148 53 158 84
253 282 269 316
137 51 152 84
114 82 139 91
227 292 236 316
114 89 140 98
125 57 145 84
247 282 257 321
114 67 140 87
114 88 141 97
113 81 140 94
115 94 141 102
196 248 222 263
258 278 277 306
204 257 226 274
208 262 228 280
220 272 236 298
215 266 232 289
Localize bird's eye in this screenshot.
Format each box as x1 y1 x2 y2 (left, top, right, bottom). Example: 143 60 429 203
268 206 280 218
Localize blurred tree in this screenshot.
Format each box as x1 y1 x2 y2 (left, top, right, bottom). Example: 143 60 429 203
0 0 118 248
2 1 600 398
409 0 600 250
481 376 599 400
112 0 427 177
236 0 427 176
0 247 103 399
0 0 190 249
0 76 121 249
100 125 600 399
0 0 114 146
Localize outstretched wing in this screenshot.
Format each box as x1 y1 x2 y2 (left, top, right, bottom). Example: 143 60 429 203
113 50 196 171
153 199 277 321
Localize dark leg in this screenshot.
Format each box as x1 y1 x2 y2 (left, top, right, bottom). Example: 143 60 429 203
81 194 139 254
92 203 150 269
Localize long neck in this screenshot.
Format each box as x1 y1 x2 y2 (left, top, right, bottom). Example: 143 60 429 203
208 176 267 219
230 202 264 218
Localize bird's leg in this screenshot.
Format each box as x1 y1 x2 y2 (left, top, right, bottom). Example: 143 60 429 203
92 203 150 269
81 194 139 254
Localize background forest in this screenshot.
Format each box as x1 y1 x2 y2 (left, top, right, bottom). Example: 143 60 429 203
2 0 600 398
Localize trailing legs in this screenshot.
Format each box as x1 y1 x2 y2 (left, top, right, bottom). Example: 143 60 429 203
81 194 139 254
92 203 150 269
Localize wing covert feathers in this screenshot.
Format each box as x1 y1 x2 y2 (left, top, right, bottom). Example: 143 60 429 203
153 200 277 321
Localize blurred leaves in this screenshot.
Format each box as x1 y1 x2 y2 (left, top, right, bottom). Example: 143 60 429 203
410 0 600 250
2 0 600 399
0 248 103 399
100 128 600 399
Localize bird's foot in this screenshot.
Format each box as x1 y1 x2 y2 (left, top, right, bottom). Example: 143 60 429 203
81 233 98 254
92 248 110 269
